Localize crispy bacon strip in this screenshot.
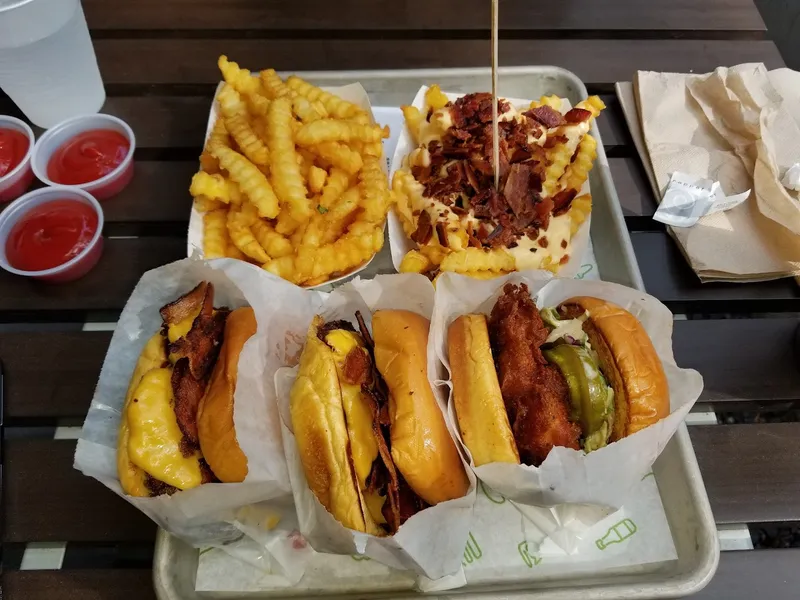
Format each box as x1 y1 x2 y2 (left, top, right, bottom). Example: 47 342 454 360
159 281 209 325
167 287 229 380
171 357 207 446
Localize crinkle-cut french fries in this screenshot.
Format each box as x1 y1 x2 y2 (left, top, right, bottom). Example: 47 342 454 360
192 57 392 284
211 145 280 219
424 85 449 111
202 209 229 259
440 248 516 274
399 249 432 274
217 85 269 166
227 207 270 263
314 141 363 175
295 120 389 146
286 75 363 120
560 134 597 194
218 55 260 97
267 97 311 221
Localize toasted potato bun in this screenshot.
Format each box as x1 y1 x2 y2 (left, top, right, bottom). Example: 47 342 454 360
290 316 368 532
196 307 256 483
448 314 520 467
558 297 669 440
372 310 470 505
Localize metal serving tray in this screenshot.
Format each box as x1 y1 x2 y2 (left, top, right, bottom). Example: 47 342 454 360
154 67 719 599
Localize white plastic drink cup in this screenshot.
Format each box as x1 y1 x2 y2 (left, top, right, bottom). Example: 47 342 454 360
0 0 105 128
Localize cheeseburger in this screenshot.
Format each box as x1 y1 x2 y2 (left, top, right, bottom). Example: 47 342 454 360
448 283 669 467
290 309 469 535
117 281 255 496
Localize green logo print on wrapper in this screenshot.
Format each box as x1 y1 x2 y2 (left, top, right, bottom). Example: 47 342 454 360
595 518 638 550
479 481 506 504
575 263 593 279
517 541 542 568
462 532 482 567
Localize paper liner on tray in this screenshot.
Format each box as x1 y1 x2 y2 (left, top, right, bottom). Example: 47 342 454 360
187 82 388 289
73 258 310 545
274 274 478 580
431 271 704 509
388 86 591 279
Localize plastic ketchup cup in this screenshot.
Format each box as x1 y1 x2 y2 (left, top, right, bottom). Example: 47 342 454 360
0 115 35 203
31 114 135 200
0 186 104 283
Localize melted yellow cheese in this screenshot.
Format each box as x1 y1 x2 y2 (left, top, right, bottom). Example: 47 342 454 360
508 213 573 271
118 333 168 497
126 368 202 490
325 330 378 489
364 492 387 525
167 307 201 344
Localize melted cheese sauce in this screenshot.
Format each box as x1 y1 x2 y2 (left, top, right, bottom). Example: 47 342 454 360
405 96 584 271
508 213 573 270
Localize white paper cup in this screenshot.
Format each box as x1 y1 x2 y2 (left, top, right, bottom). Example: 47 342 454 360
0 115 35 203
0 186 104 282
31 113 135 200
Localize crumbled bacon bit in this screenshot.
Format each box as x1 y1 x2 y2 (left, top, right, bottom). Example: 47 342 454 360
559 254 570 265
564 108 592 123
561 239 568 249
435 222 448 246
527 105 565 129
538 236 549 248
552 188 578 216
543 134 568 149
410 210 433 245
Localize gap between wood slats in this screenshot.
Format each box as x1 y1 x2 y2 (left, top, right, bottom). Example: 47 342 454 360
87 29 769 41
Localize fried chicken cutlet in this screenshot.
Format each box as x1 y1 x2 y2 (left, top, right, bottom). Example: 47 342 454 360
488 283 580 465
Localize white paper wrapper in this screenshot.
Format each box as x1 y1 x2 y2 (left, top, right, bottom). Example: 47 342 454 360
388 86 591 279
275 274 478 580
187 82 387 288
431 271 704 509
195 474 676 595
73 257 299 544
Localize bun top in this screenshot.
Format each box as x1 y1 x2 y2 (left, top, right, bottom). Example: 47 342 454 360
197 307 255 483
559 297 669 439
372 310 469 505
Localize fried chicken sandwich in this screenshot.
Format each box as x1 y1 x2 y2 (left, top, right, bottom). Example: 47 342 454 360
118 281 255 496
448 283 669 467
290 309 469 535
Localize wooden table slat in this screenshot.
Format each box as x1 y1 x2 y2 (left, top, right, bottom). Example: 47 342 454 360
631 232 800 312
690 423 800 524
89 39 782 87
674 318 800 405
0 237 186 315
83 0 766 32
4 440 157 543
0 332 112 420
2 569 157 600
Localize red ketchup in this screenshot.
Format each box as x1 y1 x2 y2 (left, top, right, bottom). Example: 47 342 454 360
0 128 30 177
6 200 99 272
47 129 129 185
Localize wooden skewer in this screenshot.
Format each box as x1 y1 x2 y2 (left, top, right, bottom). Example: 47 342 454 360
491 0 499 190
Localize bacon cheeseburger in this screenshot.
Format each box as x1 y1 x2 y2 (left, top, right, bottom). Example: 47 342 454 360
117 282 255 496
448 283 669 467
290 310 469 535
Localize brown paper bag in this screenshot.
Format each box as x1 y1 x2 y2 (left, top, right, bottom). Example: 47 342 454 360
615 71 800 281
687 65 800 237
